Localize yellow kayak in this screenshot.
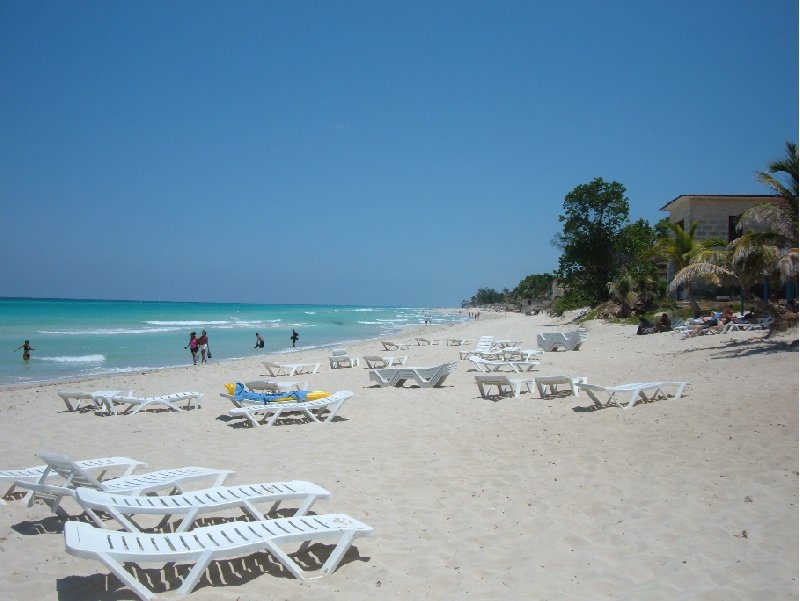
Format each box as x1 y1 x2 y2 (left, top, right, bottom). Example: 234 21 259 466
274 390 331 403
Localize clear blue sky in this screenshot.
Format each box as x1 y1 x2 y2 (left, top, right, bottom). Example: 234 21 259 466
1 1 797 307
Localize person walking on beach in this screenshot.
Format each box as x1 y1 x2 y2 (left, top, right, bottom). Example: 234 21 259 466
254 332 265 348
184 332 199 365
290 329 299 348
14 340 34 361
197 330 210 363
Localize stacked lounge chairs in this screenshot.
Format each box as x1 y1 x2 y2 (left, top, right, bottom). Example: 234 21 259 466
368 362 457 388
10 451 373 600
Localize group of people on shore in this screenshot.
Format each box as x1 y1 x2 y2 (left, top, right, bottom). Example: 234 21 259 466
636 305 768 338
184 330 210 365
681 305 761 338
637 313 673 335
254 330 300 348
184 328 301 365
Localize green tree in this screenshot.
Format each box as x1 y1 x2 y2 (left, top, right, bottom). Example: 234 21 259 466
470 287 506 305
553 178 631 306
607 271 637 317
512 273 555 303
616 219 659 281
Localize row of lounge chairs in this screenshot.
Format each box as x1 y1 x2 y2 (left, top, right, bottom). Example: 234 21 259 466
673 315 775 336
474 376 688 408
263 328 584 380
475 375 588 399
458 331 586 360
5 452 373 600
367 362 457 388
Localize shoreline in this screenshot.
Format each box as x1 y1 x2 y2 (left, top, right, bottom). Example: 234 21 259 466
0 310 796 600
0 307 468 392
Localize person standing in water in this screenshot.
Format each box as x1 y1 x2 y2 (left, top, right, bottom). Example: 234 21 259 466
15 340 34 361
184 332 199 365
290 329 299 348
254 332 265 348
196 330 210 363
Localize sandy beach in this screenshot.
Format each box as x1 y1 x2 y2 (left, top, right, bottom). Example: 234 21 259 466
0 310 796 601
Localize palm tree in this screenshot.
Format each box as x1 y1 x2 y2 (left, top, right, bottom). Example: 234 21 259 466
650 222 727 313
669 143 798 326
669 244 767 302
607 271 637 317
736 141 799 284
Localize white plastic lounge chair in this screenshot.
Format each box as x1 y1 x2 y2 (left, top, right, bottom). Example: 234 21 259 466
675 317 706 332
500 348 543 361
468 356 540 373
65 513 373 600
534 376 587 398
752 316 775 330
493 339 521 348
74 480 332 532
263 361 321 377
362 355 408 368
468 347 505 360
380 340 412 350
446 338 471 346
459 336 495 360
57 390 124 412
57 391 95 411
475 374 536 398
1 456 145 504
723 316 774 332
228 391 352 427
499 347 523 360
537 330 586 352
244 379 309 393
103 391 203 415
16 452 233 514
368 363 457 388
414 337 439 345
576 381 689 409
329 348 359 369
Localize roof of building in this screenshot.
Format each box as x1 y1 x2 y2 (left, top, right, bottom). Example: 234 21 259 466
660 194 779 212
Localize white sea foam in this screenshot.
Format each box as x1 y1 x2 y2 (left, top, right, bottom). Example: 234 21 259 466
145 320 231 326
39 354 106 363
40 327 182 335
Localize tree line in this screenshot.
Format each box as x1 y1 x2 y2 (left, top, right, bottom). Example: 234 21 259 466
464 141 798 316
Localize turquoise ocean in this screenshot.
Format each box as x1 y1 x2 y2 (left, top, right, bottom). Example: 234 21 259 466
0 298 465 386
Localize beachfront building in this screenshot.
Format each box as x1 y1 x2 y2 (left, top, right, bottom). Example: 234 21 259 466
659 194 780 242
659 194 785 300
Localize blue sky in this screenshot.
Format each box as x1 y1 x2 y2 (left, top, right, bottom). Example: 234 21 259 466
1 1 797 307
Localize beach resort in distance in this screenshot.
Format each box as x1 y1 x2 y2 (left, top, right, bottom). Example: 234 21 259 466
0 306 796 601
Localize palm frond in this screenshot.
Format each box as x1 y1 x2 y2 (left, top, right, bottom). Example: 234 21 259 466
776 247 799 280
669 262 735 292
755 141 799 199
738 203 798 243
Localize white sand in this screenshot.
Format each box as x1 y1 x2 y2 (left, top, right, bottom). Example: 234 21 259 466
0 311 797 600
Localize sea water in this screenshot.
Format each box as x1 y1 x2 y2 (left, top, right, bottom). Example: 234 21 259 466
0 298 465 386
